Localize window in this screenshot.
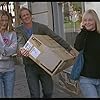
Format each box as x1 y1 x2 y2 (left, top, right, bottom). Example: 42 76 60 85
63 2 84 33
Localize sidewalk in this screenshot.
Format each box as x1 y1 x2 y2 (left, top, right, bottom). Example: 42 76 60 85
13 64 81 98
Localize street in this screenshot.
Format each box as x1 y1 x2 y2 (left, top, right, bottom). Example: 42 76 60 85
13 64 82 98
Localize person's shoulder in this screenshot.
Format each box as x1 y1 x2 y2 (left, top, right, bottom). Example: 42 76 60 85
7 31 16 36
11 31 16 34
33 21 47 27
33 21 39 24
76 29 87 40
78 28 87 35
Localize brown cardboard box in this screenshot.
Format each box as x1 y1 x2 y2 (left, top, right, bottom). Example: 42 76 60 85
23 34 78 76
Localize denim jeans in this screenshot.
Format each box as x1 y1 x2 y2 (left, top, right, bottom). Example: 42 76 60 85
79 76 100 98
24 63 53 98
0 70 15 98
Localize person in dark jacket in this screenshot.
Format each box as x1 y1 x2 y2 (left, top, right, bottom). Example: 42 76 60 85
15 7 76 98
74 9 100 98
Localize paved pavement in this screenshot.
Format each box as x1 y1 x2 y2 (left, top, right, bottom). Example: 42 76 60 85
13 64 82 98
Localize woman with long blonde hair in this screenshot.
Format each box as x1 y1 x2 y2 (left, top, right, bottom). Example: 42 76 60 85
74 9 100 98
0 10 17 98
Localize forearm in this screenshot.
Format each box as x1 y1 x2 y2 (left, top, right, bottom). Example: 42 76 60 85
0 46 5 55
39 24 72 52
45 29 72 52
74 33 85 51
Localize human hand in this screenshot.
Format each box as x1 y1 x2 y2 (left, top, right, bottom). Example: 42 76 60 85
69 49 76 58
80 23 86 30
3 38 11 45
19 47 29 57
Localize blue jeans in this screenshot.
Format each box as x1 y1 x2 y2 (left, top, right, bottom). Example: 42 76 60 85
0 70 15 98
79 76 100 98
24 63 53 98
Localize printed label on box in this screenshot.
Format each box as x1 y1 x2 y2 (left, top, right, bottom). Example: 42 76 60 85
23 41 33 51
30 47 41 59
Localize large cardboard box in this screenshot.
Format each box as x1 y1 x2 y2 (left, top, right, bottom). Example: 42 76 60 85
23 34 78 76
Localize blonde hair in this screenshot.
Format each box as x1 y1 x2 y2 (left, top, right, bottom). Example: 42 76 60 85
0 10 14 32
19 7 32 19
81 9 100 33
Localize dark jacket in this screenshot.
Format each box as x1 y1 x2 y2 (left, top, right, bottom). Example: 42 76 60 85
74 29 100 79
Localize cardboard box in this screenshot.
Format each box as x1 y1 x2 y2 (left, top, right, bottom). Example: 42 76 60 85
23 34 78 76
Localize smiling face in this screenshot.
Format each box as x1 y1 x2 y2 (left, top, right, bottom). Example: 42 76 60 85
0 15 9 31
20 9 32 25
82 13 96 31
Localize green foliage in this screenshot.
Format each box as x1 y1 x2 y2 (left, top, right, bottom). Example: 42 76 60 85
64 20 80 29
72 2 82 13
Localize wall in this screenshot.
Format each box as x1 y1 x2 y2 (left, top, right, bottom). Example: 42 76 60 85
84 2 100 18
31 2 53 30
19 2 66 41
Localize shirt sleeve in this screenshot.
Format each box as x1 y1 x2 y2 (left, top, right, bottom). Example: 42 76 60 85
74 30 86 51
38 23 72 52
3 32 17 56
